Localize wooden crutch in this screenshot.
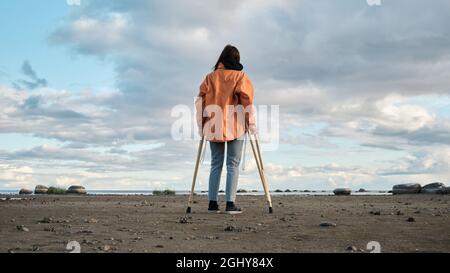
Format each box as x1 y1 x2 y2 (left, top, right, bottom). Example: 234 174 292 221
186 136 205 214
248 133 273 213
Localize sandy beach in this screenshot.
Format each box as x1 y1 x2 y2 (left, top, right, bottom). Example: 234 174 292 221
1 194 449 253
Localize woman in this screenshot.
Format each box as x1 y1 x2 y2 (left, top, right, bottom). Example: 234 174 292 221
196 45 257 214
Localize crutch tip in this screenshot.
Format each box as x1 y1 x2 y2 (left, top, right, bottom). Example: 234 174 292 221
186 207 192 214
269 207 273 214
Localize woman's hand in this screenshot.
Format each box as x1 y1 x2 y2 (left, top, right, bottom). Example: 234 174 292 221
248 124 257 135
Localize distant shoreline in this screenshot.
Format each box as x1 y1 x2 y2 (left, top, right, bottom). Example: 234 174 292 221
0 189 392 197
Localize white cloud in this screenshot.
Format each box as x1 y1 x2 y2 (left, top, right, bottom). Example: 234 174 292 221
55 176 79 188
0 164 35 189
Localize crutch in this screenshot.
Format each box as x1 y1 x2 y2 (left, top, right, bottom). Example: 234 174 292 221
186 136 205 214
248 132 273 213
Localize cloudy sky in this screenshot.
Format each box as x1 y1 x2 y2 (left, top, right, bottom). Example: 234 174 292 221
1 0 449 191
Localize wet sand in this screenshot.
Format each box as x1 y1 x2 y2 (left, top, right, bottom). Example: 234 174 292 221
1 194 449 253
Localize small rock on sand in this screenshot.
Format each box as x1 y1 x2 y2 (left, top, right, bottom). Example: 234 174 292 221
346 246 357 251
179 217 189 224
38 217 53 223
319 222 337 227
224 225 242 232
16 225 29 232
102 245 112 251
407 217 415 222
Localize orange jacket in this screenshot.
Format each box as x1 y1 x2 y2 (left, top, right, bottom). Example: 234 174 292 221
196 63 255 142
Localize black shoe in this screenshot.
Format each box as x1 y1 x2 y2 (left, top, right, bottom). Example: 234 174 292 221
208 201 221 214
225 202 243 214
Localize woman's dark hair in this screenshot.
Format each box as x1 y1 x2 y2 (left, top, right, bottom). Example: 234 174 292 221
214 45 244 71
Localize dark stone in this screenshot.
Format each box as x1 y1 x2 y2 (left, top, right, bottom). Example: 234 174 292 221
16 225 29 232
34 185 49 194
224 225 242 232
392 183 421 195
19 188 33 195
319 222 337 227
346 246 357 251
333 188 351 196
66 185 87 194
38 217 53 223
422 182 448 194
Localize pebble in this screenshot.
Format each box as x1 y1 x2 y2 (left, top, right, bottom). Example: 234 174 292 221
224 225 242 232
319 222 337 227
39 217 53 223
407 217 415 222
101 245 116 251
44 227 56 232
346 246 357 251
16 225 29 232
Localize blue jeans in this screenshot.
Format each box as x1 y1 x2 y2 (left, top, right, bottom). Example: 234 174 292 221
208 139 244 202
